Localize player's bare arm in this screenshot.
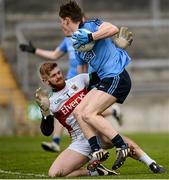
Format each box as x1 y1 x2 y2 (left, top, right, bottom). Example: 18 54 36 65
20 41 65 60
92 22 119 41
77 64 88 74
35 48 65 60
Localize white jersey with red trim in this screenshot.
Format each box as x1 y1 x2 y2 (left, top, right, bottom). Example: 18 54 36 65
49 74 89 140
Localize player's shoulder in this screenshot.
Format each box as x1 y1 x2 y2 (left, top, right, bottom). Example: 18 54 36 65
67 74 89 86
62 37 70 44
63 36 71 42
80 18 103 28
48 89 61 100
48 91 53 98
84 18 103 25
70 73 88 81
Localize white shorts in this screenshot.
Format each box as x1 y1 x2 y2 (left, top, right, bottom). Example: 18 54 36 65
68 134 91 158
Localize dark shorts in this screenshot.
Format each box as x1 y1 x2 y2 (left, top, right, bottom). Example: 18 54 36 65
95 70 131 104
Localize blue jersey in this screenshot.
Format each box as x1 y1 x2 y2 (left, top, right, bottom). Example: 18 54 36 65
75 19 131 79
58 37 79 79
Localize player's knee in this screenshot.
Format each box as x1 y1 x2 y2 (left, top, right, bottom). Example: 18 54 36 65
81 110 94 124
48 169 64 177
128 144 140 156
48 171 55 178
73 106 83 119
73 106 94 124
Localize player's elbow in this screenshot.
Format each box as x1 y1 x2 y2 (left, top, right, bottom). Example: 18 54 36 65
51 49 63 60
109 25 119 36
52 52 59 60
99 22 119 37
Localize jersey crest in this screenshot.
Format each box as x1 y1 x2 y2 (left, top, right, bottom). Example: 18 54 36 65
71 84 78 91
83 50 96 63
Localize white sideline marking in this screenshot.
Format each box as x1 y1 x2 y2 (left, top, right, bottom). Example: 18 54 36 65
0 168 48 177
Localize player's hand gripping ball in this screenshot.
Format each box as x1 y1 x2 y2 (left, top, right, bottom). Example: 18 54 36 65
72 29 95 52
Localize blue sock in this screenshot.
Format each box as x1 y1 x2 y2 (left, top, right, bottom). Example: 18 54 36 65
88 136 101 152
111 134 126 148
53 136 60 145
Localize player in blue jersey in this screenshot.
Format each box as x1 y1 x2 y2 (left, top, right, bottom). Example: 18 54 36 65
59 1 133 170
19 26 126 152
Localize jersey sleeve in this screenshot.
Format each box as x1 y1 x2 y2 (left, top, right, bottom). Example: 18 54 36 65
88 64 95 74
82 73 90 86
87 72 100 91
57 38 68 53
75 51 86 65
83 19 103 32
73 73 100 90
40 115 54 136
72 73 90 87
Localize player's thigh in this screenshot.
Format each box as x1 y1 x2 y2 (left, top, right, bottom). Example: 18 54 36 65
102 104 120 116
102 106 112 117
75 88 97 110
77 88 117 114
49 148 88 177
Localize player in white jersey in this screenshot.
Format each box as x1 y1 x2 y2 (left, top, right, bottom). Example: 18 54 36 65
19 28 79 153
35 62 165 177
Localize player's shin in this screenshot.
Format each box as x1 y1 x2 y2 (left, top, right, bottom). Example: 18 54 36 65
111 134 130 170
88 136 109 168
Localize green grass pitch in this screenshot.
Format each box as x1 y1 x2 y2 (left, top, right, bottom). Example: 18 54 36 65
0 133 168 179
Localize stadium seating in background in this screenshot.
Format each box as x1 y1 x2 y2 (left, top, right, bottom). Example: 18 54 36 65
0 49 30 135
